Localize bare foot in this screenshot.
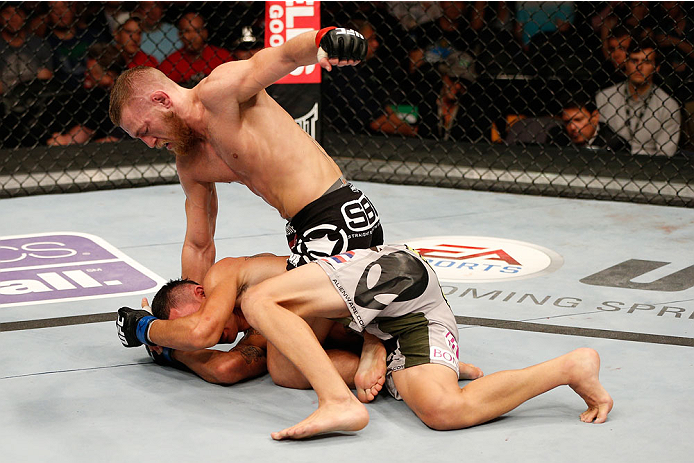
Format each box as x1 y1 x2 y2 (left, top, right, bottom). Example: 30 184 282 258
354 334 386 403
565 348 614 424
271 397 369 440
458 361 484 380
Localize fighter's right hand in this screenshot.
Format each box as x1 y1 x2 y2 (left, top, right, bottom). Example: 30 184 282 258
145 345 175 366
116 307 157 348
316 27 367 71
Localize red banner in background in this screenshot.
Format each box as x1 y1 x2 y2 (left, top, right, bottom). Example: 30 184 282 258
265 1 321 84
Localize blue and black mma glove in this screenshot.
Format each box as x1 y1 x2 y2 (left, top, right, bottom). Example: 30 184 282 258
116 307 157 348
316 26 367 63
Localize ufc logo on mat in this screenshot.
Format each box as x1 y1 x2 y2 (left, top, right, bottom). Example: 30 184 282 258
341 195 379 232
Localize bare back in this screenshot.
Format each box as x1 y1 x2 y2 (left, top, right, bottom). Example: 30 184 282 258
178 60 342 219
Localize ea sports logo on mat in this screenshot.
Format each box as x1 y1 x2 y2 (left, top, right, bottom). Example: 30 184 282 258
404 236 564 283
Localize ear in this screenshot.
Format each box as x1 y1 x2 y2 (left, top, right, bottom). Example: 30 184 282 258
151 90 172 108
194 285 206 299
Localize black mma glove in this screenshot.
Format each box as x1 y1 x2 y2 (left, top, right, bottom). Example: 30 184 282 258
116 307 157 348
316 26 367 62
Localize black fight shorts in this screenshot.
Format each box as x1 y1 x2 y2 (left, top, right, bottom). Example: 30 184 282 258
285 183 384 270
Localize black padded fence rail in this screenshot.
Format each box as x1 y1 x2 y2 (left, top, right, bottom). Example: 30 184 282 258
1 1 693 206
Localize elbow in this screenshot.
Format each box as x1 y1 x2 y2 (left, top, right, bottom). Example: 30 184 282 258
189 324 221 350
209 361 242 385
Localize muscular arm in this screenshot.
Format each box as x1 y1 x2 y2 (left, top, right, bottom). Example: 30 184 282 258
201 30 320 105
148 256 288 351
171 329 268 384
180 178 218 282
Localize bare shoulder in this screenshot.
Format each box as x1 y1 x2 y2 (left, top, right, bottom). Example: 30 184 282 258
196 60 255 107
236 254 288 288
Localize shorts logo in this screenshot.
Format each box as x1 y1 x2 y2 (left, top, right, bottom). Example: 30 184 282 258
403 236 563 283
325 250 355 264
430 346 458 368
445 330 459 359
0 232 165 308
341 194 379 232
294 224 348 262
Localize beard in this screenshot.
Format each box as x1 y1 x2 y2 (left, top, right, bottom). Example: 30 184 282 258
163 111 202 156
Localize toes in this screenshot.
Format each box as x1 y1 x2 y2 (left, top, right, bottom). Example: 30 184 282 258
580 408 598 423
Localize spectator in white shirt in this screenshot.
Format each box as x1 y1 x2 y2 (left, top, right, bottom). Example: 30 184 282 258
596 38 681 156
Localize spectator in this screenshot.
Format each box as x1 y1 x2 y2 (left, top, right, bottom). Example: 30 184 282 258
472 1 524 75
649 2 694 84
231 26 263 61
159 12 233 88
0 5 54 147
113 17 158 68
548 92 630 153
594 1 653 39
594 25 632 87
45 1 105 90
46 43 125 145
525 15 593 80
0 5 52 95
407 2 472 74
134 1 182 64
596 37 681 156
386 1 443 32
416 50 487 142
103 2 133 34
322 20 410 136
515 1 575 49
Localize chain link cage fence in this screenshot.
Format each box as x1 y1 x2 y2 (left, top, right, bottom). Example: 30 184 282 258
1 1 692 206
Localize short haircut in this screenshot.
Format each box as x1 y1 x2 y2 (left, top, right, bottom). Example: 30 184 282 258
628 37 662 66
151 278 199 320
561 91 597 114
108 65 157 125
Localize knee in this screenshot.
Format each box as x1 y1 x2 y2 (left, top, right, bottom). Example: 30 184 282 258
415 396 475 431
267 357 310 389
239 285 270 328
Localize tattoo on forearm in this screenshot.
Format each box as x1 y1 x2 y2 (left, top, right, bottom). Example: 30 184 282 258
233 345 266 364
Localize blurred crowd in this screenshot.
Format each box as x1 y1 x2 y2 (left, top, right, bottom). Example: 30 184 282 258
1 1 692 157
0 1 263 148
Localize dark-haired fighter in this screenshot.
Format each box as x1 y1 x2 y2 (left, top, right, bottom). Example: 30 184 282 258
118 246 612 440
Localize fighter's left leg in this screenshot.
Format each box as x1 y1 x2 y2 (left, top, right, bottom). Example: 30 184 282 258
241 262 368 440
267 317 360 389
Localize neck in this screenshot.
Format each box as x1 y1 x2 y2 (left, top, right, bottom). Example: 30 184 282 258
183 47 204 59
628 80 651 98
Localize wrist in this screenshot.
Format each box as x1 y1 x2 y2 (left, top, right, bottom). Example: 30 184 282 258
137 316 157 346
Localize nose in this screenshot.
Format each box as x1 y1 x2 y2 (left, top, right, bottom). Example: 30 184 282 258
141 136 156 148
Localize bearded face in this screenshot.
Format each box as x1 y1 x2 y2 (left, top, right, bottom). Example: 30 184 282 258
163 111 202 156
